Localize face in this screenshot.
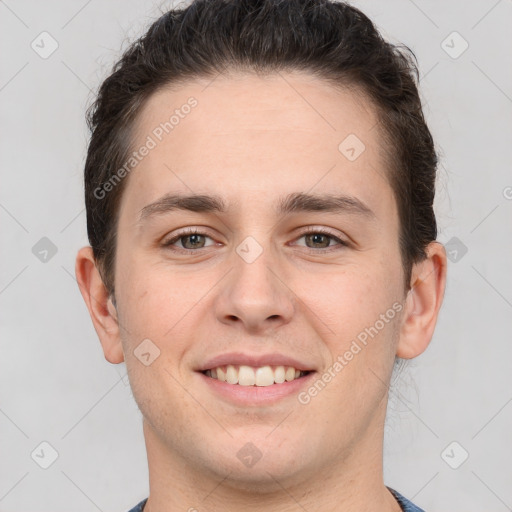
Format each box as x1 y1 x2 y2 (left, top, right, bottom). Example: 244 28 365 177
112 71 406 488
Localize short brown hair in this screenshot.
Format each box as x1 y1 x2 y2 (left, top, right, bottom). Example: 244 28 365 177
84 0 438 297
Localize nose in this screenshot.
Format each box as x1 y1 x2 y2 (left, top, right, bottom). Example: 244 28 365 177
214 243 295 334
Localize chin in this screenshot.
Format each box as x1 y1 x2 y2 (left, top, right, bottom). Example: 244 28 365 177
214 463 305 494
202 442 311 492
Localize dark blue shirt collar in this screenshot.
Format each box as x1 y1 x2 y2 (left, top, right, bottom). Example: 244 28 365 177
126 487 424 512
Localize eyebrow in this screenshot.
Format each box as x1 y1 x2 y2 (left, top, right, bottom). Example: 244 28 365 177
138 191 375 221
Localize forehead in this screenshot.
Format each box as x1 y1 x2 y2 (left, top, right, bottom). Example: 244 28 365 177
121 71 393 220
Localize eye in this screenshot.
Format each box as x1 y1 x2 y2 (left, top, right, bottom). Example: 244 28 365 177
161 227 348 254
293 228 348 252
162 228 216 251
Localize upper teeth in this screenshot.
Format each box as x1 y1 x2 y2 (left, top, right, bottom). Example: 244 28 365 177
205 365 306 386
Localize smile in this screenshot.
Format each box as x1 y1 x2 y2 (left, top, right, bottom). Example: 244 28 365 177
203 365 310 386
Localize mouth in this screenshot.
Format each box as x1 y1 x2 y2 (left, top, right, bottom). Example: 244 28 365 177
196 352 317 404
202 365 312 387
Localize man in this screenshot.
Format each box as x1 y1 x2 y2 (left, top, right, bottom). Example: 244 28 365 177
75 1 446 510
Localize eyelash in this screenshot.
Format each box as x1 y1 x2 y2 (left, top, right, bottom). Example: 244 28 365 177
161 227 349 254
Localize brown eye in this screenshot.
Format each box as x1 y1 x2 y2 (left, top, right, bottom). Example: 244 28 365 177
304 233 333 249
180 233 206 249
294 229 347 251
162 229 216 251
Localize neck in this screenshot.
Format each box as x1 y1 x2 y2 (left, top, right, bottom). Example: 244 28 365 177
141 408 401 512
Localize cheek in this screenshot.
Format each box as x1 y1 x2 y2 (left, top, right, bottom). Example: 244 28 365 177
316 266 391 322
303 260 403 358
113 246 180 341
116 265 200 411
118 270 192 339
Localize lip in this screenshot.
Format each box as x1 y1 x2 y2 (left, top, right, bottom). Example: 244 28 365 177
196 352 315 372
197 370 317 406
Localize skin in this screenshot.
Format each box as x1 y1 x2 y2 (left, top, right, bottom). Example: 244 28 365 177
76 70 446 512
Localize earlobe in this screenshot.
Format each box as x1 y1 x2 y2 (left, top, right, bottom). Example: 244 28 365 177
396 242 447 359
75 246 125 364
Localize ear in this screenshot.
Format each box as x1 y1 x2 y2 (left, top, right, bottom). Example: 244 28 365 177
396 241 447 359
75 246 124 364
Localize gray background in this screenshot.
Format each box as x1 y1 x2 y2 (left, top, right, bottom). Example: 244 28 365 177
1 0 511 510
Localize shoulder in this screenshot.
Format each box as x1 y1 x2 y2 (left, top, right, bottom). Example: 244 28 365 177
126 497 148 512
127 492 422 512
387 486 426 512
